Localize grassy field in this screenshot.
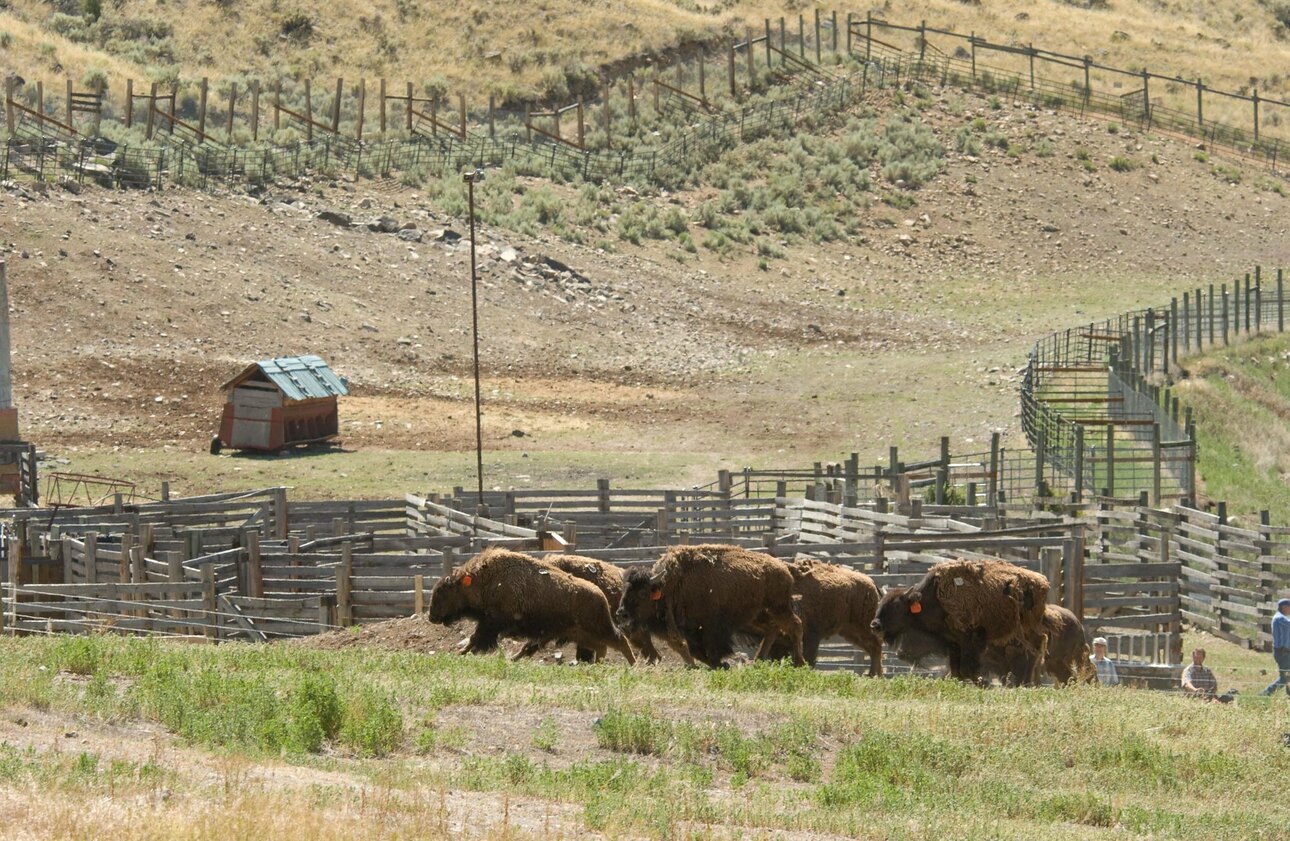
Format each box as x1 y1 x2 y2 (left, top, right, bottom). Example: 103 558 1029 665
0 631 1286 840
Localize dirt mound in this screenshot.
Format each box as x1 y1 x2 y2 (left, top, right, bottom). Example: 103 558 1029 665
292 615 471 654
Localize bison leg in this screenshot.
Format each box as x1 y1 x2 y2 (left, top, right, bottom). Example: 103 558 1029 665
609 633 637 666
631 630 662 665
663 606 697 667
463 621 503 655
575 646 596 663
845 627 885 677
801 633 822 668
756 610 806 667
513 635 557 661
701 626 732 670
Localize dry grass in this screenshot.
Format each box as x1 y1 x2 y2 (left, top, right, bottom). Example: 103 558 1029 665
2 0 1290 110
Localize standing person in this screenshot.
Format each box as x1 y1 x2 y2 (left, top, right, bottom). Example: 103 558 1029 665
1090 636 1119 686
1181 647 1235 703
1260 598 1290 698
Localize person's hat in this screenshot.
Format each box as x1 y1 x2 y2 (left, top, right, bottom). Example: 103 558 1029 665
1092 636 1108 646
1278 598 1290 609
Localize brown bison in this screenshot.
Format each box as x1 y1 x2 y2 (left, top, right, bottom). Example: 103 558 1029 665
871 558 1048 683
616 544 806 669
427 548 636 664
531 554 662 664
982 604 1095 686
757 557 884 675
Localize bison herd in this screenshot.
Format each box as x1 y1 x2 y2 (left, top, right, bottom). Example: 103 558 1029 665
428 544 1097 686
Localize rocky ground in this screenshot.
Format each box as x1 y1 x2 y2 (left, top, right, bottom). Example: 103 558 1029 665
3 85 1288 497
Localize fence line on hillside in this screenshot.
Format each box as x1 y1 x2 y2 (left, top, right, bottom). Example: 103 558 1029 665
5 12 1288 190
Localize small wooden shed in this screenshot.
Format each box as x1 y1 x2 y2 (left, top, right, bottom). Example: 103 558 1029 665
216 355 348 453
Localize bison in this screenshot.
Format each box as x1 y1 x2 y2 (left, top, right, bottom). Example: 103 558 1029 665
757 557 884 675
530 554 663 664
616 544 806 669
427 547 636 664
981 604 1095 686
871 558 1048 683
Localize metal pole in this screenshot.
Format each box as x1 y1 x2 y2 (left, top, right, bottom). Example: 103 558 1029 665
465 170 486 531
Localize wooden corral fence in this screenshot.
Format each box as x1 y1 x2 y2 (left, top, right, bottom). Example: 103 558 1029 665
3 480 1286 688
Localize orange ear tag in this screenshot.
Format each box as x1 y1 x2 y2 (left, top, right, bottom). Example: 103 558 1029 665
461 574 473 587
909 601 922 615
649 589 663 601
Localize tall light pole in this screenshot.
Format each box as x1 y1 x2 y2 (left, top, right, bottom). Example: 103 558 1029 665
463 169 486 528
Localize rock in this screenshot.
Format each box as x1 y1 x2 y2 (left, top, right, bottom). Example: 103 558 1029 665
369 216 400 233
358 198 373 209
499 247 519 263
429 228 461 243
1041 223 1059 233
511 429 526 437
57 175 81 195
317 210 353 227
361 323 379 332
397 228 423 243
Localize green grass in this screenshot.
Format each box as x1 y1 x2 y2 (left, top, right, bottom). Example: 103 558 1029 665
1 634 1288 839
1178 331 1290 518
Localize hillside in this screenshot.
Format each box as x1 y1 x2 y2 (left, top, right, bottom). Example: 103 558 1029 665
3 83 1288 498
1177 332 1290 520
3 0 1290 109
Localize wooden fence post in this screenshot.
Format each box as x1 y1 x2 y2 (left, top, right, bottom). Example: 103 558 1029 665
274 487 289 540
1063 535 1084 619
414 574 425 615
226 81 237 140
1279 268 1285 332
246 530 263 598
198 77 208 139
597 478 611 514
1215 501 1229 636
405 81 413 131
84 533 98 584
1105 425 1116 498
142 81 157 139
832 9 838 54
728 43 737 98
337 543 353 626
988 432 1000 507
1041 546 1062 605
1073 425 1086 502
304 78 314 140
202 564 218 641
1183 292 1191 353
810 10 818 63
356 79 366 141
1208 283 1215 346
6 535 20 630
1221 284 1229 345
1151 423 1162 506
251 80 260 140
441 546 457 579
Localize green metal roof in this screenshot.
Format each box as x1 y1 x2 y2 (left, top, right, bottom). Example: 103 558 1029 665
222 355 349 401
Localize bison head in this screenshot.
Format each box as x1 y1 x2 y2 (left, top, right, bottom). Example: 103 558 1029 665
427 569 474 624
616 566 664 631
871 586 926 646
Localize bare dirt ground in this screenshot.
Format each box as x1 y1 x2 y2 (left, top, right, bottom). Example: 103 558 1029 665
3 87 1289 497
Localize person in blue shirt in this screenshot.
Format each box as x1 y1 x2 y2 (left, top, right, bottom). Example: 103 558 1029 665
1090 636 1119 686
1261 598 1290 698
